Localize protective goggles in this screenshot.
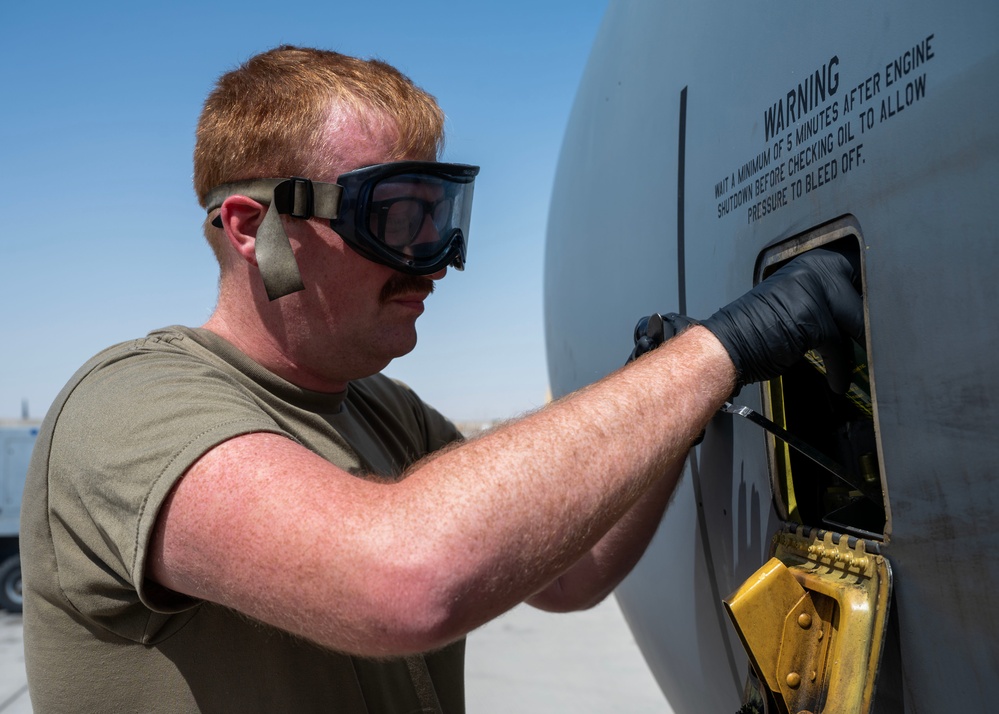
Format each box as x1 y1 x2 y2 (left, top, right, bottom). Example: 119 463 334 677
205 161 480 300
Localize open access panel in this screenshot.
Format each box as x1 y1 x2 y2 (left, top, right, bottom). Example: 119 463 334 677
723 216 896 714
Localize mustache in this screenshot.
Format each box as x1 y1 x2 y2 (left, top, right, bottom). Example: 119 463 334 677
380 273 436 303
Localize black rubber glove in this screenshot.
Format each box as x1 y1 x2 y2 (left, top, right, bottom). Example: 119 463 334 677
701 248 864 393
628 312 700 364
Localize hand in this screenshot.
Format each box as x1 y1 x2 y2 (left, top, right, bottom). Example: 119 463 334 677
628 312 700 364
701 248 864 392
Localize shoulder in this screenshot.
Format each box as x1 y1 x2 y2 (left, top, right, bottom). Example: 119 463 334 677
54 328 246 417
58 326 219 392
44 326 286 475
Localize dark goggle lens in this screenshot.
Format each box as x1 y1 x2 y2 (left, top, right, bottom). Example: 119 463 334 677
367 174 471 262
370 195 455 250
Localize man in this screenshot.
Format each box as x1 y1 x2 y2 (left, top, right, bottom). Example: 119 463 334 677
21 46 862 712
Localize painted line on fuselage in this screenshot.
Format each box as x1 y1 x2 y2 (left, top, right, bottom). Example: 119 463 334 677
678 85 743 701
677 86 688 316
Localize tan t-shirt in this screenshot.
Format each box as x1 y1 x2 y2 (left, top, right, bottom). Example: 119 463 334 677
21 326 465 713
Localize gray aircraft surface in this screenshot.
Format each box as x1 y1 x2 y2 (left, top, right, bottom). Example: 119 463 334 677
544 1 998 712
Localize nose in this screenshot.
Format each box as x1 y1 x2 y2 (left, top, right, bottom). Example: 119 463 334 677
428 266 447 281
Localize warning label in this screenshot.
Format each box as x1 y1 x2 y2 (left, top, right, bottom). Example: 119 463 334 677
713 34 936 224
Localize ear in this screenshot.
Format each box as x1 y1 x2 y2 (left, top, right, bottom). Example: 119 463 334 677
217 196 267 266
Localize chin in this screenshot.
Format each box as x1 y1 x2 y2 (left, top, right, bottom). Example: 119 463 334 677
390 336 418 360
373 330 419 369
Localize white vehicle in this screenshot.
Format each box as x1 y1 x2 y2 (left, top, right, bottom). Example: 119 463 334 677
545 1 998 712
0 423 39 613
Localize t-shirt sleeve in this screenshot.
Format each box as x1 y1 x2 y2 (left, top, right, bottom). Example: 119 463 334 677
46 347 290 638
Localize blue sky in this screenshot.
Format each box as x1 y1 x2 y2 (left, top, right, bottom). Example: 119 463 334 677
0 1 608 422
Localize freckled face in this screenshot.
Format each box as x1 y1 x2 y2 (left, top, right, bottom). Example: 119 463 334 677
274 120 445 384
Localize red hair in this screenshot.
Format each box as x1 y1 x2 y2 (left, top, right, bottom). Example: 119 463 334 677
193 46 446 207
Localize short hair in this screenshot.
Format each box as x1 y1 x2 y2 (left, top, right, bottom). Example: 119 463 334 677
193 45 446 208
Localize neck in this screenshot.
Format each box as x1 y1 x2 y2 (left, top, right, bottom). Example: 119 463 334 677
202 308 352 394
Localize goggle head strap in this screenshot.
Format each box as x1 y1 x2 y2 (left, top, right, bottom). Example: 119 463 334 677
205 178 342 301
